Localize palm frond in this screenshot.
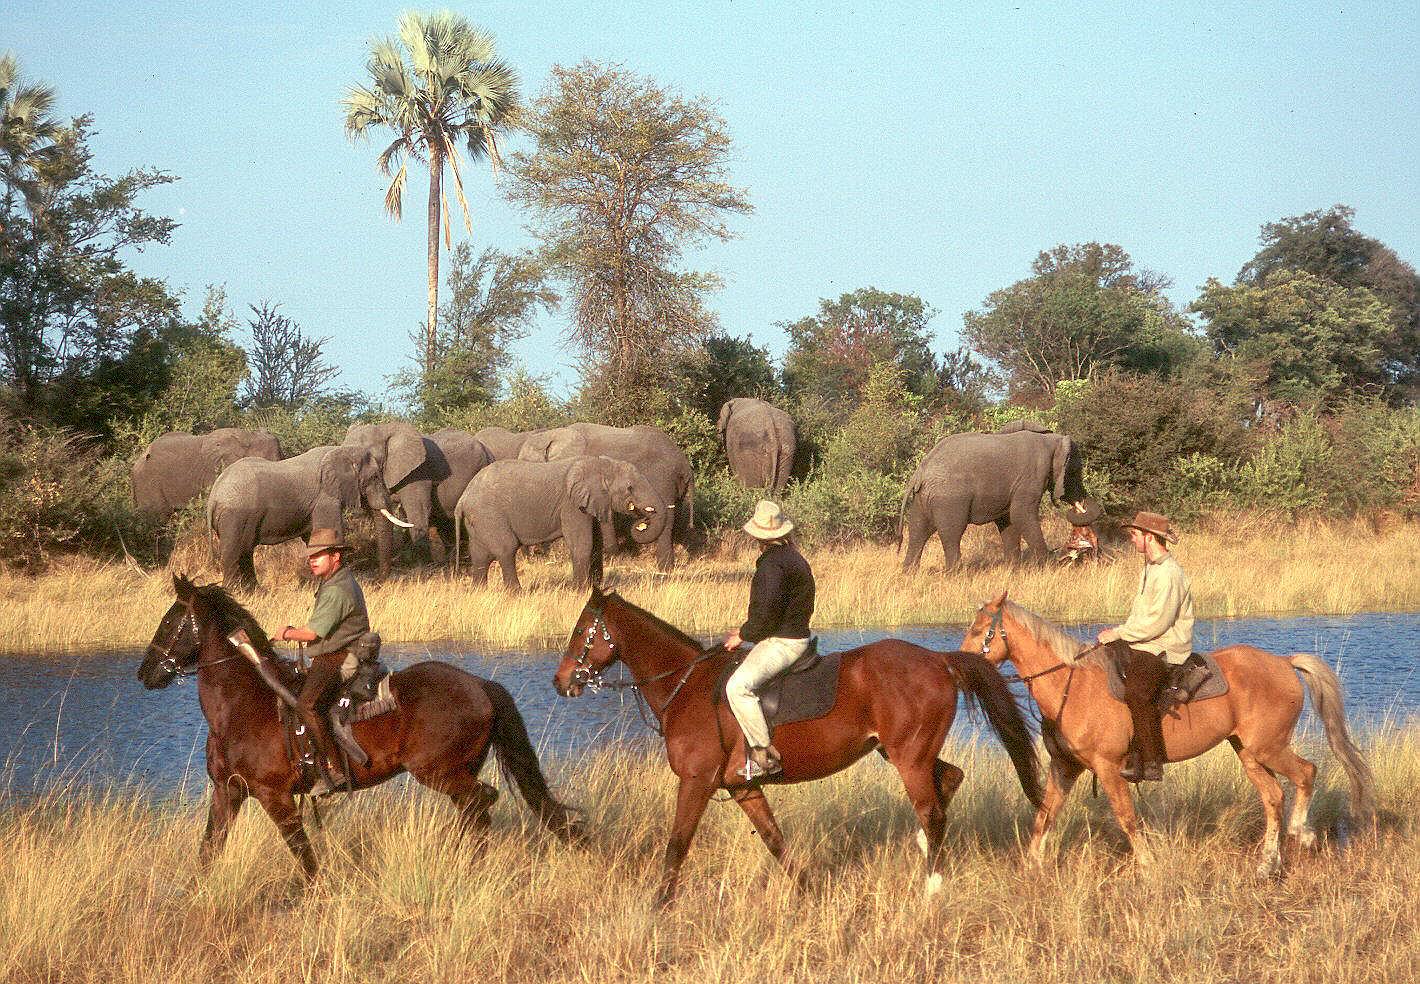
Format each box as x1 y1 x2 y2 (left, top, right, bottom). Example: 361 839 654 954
375 136 410 178
442 133 474 234
384 162 407 220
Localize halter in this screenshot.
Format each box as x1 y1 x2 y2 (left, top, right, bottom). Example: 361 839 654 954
979 605 1007 658
148 595 243 680
570 603 718 736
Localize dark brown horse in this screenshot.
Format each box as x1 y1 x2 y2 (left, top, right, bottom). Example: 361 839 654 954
961 592 1376 874
139 575 581 879
552 587 1043 905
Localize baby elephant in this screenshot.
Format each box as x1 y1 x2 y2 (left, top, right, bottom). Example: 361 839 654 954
454 456 668 590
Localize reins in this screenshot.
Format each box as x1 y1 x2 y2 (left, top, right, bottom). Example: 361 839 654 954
150 598 245 679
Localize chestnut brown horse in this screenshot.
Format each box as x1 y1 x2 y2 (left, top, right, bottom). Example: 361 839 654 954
552 587 1043 905
139 575 581 879
961 592 1376 874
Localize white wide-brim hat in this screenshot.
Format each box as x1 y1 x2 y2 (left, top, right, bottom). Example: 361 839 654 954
743 500 794 540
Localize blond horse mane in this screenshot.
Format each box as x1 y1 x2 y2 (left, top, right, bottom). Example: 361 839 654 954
1003 601 1089 665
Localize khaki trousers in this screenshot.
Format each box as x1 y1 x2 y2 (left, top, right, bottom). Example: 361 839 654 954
727 636 811 748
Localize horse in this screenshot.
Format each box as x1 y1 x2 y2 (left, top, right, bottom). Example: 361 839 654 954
960 591 1376 874
138 574 582 880
551 586 1044 906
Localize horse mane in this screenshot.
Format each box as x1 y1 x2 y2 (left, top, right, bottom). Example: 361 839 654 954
1004 601 1088 665
605 591 708 653
192 582 277 656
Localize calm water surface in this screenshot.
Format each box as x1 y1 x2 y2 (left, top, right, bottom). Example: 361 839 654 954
3 613 1416 796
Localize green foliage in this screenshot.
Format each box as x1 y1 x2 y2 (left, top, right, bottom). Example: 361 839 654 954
0 423 151 570
820 363 923 480
782 288 939 417
243 397 362 457
668 333 779 422
506 61 751 411
422 370 570 434
1192 270 1393 405
963 243 1196 398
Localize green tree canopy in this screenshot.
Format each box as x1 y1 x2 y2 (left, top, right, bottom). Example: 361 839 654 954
505 61 751 422
1238 205 1420 391
782 288 939 416
668 332 779 421
962 243 1196 398
1 51 61 223
401 242 558 417
241 302 340 411
343 10 521 375
1191 269 1393 405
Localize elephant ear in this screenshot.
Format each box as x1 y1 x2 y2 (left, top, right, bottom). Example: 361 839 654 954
1052 436 1075 503
716 402 734 440
569 459 614 530
518 432 556 461
319 448 360 508
384 428 427 489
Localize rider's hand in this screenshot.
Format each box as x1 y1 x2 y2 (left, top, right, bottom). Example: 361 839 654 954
270 625 290 643
723 632 742 651
1096 628 1114 644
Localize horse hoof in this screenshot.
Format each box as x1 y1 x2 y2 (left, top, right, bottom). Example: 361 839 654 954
924 872 943 898
1256 854 1282 878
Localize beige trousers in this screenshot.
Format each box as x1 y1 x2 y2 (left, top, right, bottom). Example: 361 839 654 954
726 636 811 748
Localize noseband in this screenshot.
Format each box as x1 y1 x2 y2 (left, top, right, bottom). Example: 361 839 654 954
570 606 615 692
980 605 1007 658
148 596 242 680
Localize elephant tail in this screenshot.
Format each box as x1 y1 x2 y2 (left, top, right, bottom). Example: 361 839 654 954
897 476 920 552
452 502 462 574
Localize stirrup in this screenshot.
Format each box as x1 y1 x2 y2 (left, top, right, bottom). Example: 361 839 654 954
738 746 782 782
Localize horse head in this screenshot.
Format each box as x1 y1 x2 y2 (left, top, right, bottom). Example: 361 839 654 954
961 590 1011 665
554 585 619 698
138 573 205 688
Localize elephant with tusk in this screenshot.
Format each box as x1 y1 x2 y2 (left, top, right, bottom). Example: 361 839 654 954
454 455 667 591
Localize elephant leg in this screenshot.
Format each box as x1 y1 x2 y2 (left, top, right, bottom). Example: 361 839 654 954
220 518 258 592
653 519 675 573
932 498 969 570
901 502 933 572
496 550 523 592
375 512 394 579
465 539 493 588
1010 500 1048 563
996 516 1022 566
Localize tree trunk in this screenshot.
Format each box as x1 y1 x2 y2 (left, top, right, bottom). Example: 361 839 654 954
425 148 443 380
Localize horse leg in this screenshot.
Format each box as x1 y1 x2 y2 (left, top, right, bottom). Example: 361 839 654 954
199 779 247 871
1093 762 1154 866
1263 746 1318 850
1230 738 1286 876
732 787 803 889
254 790 318 881
1026 755 1085 865
656 775 715 908
889 752 951 897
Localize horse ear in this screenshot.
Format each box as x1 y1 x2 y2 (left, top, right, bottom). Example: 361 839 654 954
990 589 1008 608
173 572 193 598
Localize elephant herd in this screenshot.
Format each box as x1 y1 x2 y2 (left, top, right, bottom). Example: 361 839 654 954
132 400 1097 591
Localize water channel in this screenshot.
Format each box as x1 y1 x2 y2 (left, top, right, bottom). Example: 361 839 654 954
3 612 1417 796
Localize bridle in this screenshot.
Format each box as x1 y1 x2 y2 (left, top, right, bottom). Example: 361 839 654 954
568 603 718 736
147 595 243 681
977 602 1077 728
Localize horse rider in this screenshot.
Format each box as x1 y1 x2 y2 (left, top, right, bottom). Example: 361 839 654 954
722 500 816 781
1095 511 1197 783
270 528 370 795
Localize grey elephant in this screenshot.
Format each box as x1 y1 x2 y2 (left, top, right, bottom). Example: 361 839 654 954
899 423 1094 570
717 398 796 493
518 422 693 572
453 455 667 590
423 429 494 556
473 426 549 461
342 422 431 577
131 428 283 516
206 445 407 590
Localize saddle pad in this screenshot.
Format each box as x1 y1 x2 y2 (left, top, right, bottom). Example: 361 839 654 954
715 650 844 730
1084 649 1230 704
350 674 397 723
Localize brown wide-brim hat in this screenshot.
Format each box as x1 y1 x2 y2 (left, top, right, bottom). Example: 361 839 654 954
306 528 348 557
743 500 795 541
1063 499 1103 526
1122 510 1179 544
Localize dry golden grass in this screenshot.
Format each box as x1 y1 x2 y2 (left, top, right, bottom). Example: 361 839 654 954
1 515 1417 654
2 727 1416 983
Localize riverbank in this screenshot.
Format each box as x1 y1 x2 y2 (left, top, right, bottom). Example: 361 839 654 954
1 516 1417 654
2 728 1416 983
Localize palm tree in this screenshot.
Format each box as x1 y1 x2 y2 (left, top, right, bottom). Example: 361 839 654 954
0 51 61 226
343 11 520 376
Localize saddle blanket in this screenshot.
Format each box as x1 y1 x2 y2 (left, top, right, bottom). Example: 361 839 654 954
714 644 843 730
348 673 397 723
1083 649 1230 704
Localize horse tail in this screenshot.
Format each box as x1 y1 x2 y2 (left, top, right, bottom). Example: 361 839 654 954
1290 653 1376 827
483 679 584 840
942 650 1044 809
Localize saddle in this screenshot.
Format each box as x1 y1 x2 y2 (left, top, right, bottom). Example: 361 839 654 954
1083 648 1230 708
275 632 397 780
714 638 843 731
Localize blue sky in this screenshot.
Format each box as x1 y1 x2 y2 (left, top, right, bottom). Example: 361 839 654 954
11 2 1420 400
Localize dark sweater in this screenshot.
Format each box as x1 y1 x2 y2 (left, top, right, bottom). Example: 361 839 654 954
740 542 815 643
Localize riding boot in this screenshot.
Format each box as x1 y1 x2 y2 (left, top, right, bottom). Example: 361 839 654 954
1112 643 1169 783
745 744 783 780
297 655 348 794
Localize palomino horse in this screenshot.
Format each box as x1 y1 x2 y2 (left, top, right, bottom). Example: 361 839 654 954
960 592 1376 874
552 586 1043 905
139 575 582 879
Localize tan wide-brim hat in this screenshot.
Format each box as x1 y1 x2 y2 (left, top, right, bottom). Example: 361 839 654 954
743 500 794 541
1122 510 1179 544
306 528 348 557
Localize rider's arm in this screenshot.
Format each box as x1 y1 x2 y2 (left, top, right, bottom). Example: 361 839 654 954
276 625 319 643
1111 562 1184 646
739 554 784 644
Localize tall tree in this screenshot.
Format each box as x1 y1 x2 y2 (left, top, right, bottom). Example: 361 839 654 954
343 11 520 375
241 302 339 411
1238 205 1420 391
962 243 1195 398
782 288 939 413
0 52 61 226
505 61 751 420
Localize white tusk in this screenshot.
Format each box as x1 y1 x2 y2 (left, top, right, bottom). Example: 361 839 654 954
644 506 656 513
635 522 649 532
380 508 415 529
